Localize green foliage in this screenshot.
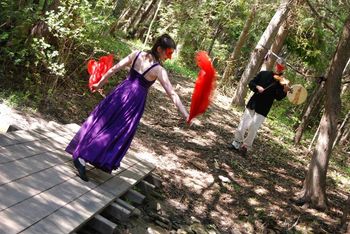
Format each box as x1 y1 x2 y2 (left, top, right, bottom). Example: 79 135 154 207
163 59 197 79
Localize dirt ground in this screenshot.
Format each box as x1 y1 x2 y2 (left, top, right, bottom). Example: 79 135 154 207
1 72 349 234
126 73 349 234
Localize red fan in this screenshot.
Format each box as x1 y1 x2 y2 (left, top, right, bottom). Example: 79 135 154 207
187 51 216 123
87 54 114 92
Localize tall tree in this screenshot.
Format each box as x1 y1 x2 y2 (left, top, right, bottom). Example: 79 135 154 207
296 14 350 209
232 0 293 106
294 83 325 144
221 6 256 85
129 0 157 37
262 21 288 71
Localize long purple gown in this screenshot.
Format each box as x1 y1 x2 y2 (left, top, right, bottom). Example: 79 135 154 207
65 52 159 173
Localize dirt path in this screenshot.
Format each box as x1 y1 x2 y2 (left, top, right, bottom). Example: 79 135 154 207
130 73 348 233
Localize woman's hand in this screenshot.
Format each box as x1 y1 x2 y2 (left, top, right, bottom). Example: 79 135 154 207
91 82 102 92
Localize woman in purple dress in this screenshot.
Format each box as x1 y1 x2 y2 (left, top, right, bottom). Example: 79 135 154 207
66 34 189 181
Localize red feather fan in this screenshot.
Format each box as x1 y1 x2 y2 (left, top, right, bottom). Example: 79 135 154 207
87 54 114 92
187 51 216 123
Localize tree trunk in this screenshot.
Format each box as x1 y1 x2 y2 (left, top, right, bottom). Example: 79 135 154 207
339 122 350 145
30 0 61 39
129 0 157 38
294 83 325 144
208 24 222 56
47 0 61 12
340 196 350 232
42 0 49 12
124 1 144 32
262 21 289 71
143 0 162 46
110 7 131 34
308 124 320 152
232 0 292 106
298 14 350 210
333 111 350 149
135 4 157 39
112 0 127 17
221 7 256 85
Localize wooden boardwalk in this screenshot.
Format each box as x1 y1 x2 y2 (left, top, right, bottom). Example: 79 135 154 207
0 124 155 234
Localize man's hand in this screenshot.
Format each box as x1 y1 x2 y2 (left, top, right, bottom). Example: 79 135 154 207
256 85 265 93
283 85 290 93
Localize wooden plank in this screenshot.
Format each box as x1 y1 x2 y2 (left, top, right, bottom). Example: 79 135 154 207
123 189 145 205
0 124 74 148
5 130 48 144
0 162 76 211
32 129 75 142
20 187 115 234
0 134 18 147
0 138 69 164
115 198 136 213
21 161 154 234
0 150 71 186
85 214 118 234
102 202 131 221
1 166 125 234
144 173 162 188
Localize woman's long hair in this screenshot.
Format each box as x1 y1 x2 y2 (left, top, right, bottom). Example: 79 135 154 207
149 34 176 62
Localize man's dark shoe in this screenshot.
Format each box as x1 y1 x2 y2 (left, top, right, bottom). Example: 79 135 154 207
240 145 248 157
73 158 89 182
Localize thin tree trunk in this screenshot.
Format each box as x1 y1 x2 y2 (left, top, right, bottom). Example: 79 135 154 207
333 111 350 149
30 0 61 38
340 196 350 232
305 0 336 34
112 0 127 17
47 0 61 11
298 14 350 210
110 7 131 34
208 24 221 56
294 83 325 144
135 5 157 39
308 124 320 152
221 7 256 85
262 21 289 71
124 1 144 32
232 0 293 106
143 0 162 46
42 0 49 12
129 0 157 38
339 122 350 145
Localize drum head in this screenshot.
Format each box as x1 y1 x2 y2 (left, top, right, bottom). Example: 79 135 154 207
287 84 307 105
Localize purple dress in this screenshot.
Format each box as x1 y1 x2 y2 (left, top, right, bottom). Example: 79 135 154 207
65 52 159 173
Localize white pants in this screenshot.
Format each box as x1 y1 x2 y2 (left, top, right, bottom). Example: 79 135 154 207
234 108 265 149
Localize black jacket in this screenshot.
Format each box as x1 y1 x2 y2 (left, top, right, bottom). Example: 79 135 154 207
246 71 287 117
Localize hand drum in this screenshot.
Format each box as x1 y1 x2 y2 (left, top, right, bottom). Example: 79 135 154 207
287 84 307 105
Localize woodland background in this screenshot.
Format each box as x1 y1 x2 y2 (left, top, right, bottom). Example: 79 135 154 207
1 0 350 233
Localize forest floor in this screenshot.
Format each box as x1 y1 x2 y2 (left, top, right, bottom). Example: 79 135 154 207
1 71 349 234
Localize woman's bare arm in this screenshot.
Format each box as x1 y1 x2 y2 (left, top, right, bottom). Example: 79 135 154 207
157 67 189 120
93 51 138 90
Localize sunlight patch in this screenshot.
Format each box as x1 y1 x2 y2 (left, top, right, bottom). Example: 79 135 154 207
254 187 269 195
274 185 288 193
248 197 260 206
178 169 214 192
168 199 188 211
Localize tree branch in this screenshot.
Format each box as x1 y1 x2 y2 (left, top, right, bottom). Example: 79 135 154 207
305 0 337 34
